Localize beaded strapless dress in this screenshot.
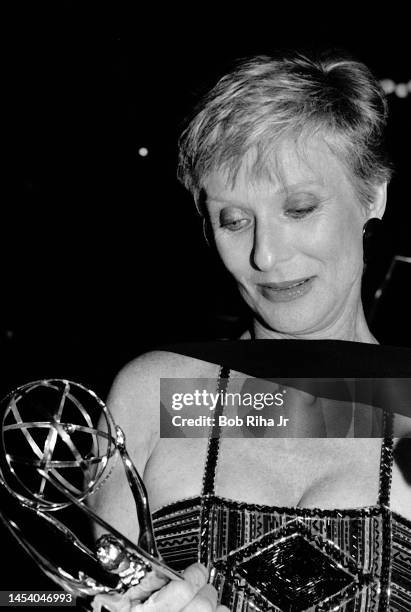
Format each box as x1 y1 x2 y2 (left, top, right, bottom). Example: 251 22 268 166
152 361 411 612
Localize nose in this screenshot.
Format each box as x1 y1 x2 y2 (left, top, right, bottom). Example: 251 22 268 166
251 220 292 272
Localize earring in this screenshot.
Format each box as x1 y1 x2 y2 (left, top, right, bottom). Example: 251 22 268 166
362 217 381 237
363 217 382 264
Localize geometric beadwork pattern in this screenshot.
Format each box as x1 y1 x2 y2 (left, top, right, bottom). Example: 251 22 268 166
152 370 410 610
214 519 372 611
390 512 411 611
152 498 201 571
151 408 410 612
152 495 411 611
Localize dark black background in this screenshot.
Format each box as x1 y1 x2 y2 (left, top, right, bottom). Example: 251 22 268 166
1 2 410 598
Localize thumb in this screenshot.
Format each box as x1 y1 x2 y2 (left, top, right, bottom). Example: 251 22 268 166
181 563 209 592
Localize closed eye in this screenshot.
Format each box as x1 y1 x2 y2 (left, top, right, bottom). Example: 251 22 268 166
220 218 250 231
286 205 318 219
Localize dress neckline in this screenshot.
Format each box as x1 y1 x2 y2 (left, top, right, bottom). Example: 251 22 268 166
152 493 384 518
153 365 395 519
200 366 394 508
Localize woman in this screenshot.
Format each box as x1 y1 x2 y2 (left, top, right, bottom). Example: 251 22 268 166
91 51 411 611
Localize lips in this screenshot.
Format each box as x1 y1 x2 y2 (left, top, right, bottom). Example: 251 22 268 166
258 277 315 303
259 277 314 290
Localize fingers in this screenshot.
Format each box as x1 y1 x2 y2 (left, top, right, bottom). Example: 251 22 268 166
181 563 209 591
92 592 131 612
119 569 169 604
92 563 226 612
141 563 209 611
181 583 217 611
90 567 170 611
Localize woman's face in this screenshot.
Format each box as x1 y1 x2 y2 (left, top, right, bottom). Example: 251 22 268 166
203 137 371 339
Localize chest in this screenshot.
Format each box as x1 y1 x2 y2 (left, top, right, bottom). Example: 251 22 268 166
145 437 390 511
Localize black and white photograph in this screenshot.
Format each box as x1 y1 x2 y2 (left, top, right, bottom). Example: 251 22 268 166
1 4 411 611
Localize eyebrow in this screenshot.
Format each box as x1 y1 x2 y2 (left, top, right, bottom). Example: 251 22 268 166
206 181 327 207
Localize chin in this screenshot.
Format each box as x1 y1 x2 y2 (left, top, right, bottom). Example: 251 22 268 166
240 285 332 335
254 304 331 338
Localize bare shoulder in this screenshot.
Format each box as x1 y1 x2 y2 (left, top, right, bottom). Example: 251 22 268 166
109 349 219 408
107 350 219 461
110 349 218 389
88 350 218 539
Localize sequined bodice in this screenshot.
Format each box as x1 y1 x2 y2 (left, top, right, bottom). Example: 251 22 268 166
152 367 411 611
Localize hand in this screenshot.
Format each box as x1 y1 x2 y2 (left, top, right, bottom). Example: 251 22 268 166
92 563 229 611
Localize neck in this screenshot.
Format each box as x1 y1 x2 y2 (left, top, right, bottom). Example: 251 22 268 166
245 303 379 344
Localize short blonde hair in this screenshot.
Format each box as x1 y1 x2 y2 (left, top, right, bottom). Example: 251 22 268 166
177 51 392 211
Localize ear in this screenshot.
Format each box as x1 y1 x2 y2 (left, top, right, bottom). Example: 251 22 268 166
367 182 387 220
